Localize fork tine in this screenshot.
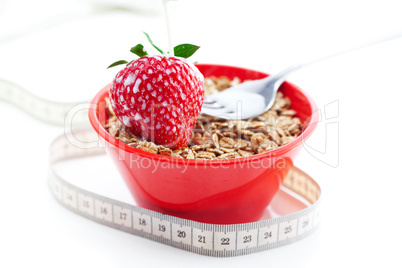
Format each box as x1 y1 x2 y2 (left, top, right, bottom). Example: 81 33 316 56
202 102 225 109
203 99 216 105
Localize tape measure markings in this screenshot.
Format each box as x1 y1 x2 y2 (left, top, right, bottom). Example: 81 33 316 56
0 79 89 125
0 79 321 257
47 128 320 257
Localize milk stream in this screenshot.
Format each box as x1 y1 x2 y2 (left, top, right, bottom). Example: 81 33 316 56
162 0 176 56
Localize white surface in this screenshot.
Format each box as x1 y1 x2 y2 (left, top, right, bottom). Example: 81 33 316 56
1 0 402 267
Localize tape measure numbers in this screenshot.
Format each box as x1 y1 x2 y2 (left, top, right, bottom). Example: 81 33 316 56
1 79 321 257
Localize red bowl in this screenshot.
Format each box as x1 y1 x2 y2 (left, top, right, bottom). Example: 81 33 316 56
89 64 318 224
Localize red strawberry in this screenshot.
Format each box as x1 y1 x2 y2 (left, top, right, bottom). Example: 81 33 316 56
108 34 204 149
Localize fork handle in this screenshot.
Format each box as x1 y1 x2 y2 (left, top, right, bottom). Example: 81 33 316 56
268 31 402 84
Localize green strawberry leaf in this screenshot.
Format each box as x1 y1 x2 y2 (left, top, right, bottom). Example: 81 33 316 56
143 32 164 55
130 44 148 57
174 44 200 59
107 60 128 69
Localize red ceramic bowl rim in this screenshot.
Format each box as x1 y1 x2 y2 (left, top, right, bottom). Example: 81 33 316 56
89 64 319 165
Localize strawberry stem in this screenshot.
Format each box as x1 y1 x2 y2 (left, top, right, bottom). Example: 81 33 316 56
143 32 164 55
174 44 200 59
130 44 148 57
107 60 128 69
107 32 200 69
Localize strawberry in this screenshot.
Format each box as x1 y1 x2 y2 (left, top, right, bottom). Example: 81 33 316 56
108 33 204 149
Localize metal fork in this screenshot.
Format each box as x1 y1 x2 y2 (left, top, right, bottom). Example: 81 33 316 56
201 32 402 120
201 64 302 120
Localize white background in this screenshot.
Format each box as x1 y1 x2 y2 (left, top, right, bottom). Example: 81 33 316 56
1 0 402 267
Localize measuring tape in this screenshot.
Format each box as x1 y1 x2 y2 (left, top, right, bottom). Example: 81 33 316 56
0 79 321 257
